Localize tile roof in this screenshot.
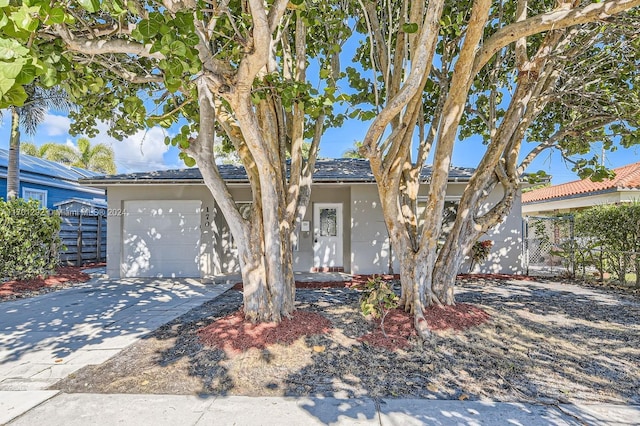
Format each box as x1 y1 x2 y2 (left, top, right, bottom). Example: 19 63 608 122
522 161 640 204
80 158 476 185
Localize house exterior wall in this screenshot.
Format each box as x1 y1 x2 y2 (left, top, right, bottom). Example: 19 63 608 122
350 184 395 274
349 183 523 275
0 178 104 209
215 186 352 274
478 188 524 274
104 181 523 278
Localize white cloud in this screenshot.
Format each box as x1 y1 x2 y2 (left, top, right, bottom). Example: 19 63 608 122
41 114 72 136
92 122 172 173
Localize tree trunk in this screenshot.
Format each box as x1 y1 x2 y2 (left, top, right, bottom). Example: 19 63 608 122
235 218 295 323
7 107 20 200
396 250 431 340
433 218 477 303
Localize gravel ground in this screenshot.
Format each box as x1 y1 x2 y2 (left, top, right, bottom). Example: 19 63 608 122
53 277 640 405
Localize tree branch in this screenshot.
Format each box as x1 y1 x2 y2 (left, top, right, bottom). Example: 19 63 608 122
473 0 640 75
54 24 163 59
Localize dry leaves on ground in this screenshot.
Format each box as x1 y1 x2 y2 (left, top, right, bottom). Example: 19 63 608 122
53 276 640 405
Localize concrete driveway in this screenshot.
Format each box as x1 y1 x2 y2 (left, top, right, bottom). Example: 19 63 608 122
0 273 232 423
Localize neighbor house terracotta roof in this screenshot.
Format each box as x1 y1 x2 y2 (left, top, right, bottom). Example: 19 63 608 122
522 161 640 204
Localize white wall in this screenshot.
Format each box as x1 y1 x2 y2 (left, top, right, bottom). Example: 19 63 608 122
350 185 396 274
478 188 524 274
104 181 524 278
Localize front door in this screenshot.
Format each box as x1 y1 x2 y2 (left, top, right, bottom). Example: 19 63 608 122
313 203 343 269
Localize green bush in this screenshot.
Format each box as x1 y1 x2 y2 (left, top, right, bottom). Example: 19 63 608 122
360 275 399 336
0 198 61 280
574 202 640 286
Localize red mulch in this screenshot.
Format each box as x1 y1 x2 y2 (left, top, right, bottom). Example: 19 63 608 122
231 273 531 291
223 275 498 353
0 264 100 300
230 275 401 291
199 301 490 354
359 304 490 350
358 309 417 350
198 310 333 355
457 273 536 281
231 281 359 290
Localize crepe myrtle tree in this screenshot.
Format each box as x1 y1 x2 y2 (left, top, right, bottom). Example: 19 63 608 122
0 0 351 322
347 0 640 339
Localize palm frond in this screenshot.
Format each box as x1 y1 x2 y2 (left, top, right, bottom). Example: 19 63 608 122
20 142 39 156
17 86 73 136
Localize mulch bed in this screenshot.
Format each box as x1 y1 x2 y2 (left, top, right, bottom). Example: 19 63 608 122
357 304 491 351
198 310 333 355
230 274 401 291
52 275 640 404
0 264 101 301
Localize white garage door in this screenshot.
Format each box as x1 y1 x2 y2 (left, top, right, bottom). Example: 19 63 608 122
122 200 202 278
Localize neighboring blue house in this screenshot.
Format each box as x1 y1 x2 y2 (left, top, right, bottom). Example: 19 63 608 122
0 148 105 209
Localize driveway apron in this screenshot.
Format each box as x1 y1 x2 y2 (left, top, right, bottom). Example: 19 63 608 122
0 276 232 404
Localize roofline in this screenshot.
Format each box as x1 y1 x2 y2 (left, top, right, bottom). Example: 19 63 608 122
1 172 105 195
53 198 108 207
80 177 476 186
522 187 622 205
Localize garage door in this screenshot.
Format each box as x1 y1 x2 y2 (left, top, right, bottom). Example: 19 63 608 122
122 200 202 278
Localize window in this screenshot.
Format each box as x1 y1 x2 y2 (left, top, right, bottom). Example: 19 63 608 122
22 188 48 208
319 208 338 236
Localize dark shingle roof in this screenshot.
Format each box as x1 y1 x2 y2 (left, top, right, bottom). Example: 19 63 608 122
80 158 475 185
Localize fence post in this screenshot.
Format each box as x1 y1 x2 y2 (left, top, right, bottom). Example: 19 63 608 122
76 214 83 266
96 214 102 263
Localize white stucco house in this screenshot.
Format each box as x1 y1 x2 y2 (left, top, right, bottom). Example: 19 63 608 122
81 158 525 279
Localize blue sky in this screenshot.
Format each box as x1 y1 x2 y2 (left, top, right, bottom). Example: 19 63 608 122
1 108 638 184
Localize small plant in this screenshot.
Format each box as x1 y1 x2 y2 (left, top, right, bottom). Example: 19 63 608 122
359 275 399 336
469 239 493 272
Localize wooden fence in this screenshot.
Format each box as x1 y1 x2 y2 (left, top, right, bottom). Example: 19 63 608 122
58 213 107 266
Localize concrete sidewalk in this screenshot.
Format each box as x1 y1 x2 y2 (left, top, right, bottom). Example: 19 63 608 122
4 393 640 425
0 272 233 424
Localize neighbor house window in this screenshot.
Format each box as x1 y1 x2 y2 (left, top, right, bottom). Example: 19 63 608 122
22 188 47 208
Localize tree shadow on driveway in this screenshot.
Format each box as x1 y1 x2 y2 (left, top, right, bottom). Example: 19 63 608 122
0 277 220 378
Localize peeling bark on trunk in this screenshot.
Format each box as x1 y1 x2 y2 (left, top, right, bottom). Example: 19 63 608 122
237 221 295 323
190 82 298 323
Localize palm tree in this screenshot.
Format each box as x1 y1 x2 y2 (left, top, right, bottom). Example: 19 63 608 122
5 85 72 199
20 142 40 157
38 142 81 165
33 138 117 174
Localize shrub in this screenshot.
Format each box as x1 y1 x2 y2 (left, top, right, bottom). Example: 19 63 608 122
574 203 640 286
469 239 493 272
0 198 61 280
360 275 399 336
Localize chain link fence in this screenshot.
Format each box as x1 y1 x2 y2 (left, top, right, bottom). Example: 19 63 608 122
523 215 575 277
